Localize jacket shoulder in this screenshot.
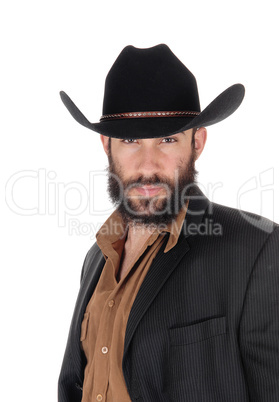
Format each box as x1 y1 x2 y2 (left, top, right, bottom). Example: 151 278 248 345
209 201 278 238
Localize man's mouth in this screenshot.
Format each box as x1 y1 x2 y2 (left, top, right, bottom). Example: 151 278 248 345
134 185 164 197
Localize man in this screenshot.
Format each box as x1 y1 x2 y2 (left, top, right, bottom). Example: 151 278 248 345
58 45 279 401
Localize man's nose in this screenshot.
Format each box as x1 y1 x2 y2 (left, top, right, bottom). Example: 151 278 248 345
136 146 161 175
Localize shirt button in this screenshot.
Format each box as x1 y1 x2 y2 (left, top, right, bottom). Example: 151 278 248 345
96 394 103 401
102 346 108 354
108 300 115 308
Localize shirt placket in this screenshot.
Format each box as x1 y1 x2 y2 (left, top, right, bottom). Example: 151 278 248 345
92 259 126 402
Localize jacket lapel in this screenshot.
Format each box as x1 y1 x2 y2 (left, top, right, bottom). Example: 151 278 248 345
123 187 210 357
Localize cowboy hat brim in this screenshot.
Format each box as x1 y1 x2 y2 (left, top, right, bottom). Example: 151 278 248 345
60 83 245 139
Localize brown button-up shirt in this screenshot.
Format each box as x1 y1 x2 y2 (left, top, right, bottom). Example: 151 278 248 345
80 204 188 402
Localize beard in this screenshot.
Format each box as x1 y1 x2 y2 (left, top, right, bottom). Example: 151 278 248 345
107 147 198 227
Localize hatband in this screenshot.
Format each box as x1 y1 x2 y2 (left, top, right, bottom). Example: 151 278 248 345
100 110 200 121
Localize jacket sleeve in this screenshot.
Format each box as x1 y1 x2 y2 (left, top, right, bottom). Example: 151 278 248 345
239 226 279 401
58 255 88 402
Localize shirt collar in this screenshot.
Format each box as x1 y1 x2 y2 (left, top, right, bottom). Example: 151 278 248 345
162 202 188 252
96 202 188 256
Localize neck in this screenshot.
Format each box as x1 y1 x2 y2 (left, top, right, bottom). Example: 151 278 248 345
125 222 156 249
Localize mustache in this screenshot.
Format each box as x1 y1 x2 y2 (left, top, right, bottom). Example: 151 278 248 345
121 174 172 188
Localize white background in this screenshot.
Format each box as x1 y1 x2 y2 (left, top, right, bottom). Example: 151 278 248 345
1 1 279 401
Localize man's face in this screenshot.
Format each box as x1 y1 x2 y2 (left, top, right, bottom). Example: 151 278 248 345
104 129 204 226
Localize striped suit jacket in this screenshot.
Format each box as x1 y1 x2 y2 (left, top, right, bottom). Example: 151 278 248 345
58 188 279 401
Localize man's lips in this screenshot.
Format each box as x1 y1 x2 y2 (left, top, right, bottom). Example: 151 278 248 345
134 185 164 196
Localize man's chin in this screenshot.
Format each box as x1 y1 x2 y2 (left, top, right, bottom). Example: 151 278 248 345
124 199 169 216
116 203 177 227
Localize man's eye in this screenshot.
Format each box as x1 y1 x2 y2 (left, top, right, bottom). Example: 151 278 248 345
161 137 177 143
123 139 137 144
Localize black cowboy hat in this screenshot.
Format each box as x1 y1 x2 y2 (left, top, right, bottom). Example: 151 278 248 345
60 44 245 139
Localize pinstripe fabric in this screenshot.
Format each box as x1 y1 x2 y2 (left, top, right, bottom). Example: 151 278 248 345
58 188 279 401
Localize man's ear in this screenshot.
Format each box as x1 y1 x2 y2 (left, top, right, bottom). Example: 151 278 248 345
194 127 207 160
100 134 110 155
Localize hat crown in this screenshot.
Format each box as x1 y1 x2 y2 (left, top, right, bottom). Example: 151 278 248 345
102 44 201 115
